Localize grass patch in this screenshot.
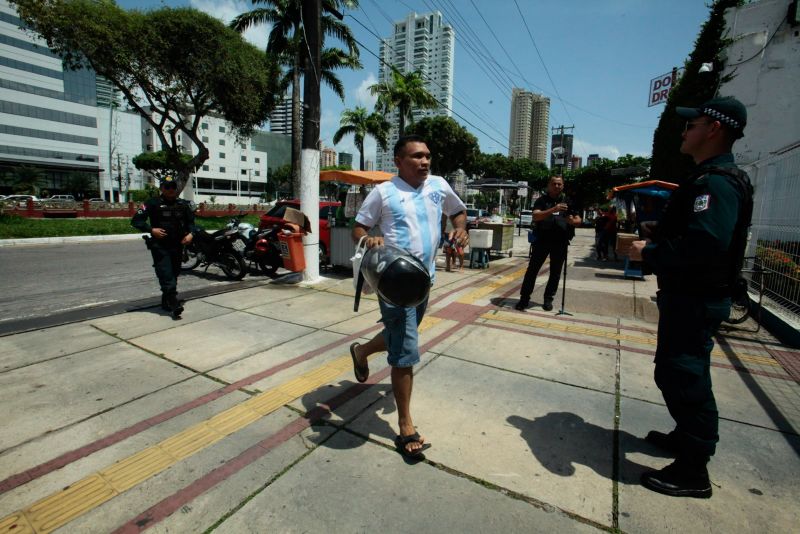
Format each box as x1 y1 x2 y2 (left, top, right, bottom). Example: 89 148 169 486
0 214 261 239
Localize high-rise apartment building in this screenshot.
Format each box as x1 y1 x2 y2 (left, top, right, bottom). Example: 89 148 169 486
550 133 574 172
375 11 454 172
508 89 550 164
570 155 582 170
268 93 298 136
587 153 600 167
321 146 337 168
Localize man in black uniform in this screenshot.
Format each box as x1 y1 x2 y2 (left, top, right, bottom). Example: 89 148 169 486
131 177 196 318
516 175 581 311
631 97 752 498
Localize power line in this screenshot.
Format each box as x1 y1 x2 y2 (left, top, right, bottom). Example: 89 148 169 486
345 13 510 151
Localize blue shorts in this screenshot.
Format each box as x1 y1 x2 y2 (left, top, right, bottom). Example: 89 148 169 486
379 297 429 368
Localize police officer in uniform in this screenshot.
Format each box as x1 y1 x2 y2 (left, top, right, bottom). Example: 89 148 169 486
131 177 196 318
516 175 581 311
631 97 753 498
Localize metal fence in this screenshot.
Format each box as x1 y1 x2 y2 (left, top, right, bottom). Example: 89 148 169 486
743 145 800 320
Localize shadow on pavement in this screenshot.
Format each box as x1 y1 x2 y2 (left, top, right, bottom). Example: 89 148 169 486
507 412 671 483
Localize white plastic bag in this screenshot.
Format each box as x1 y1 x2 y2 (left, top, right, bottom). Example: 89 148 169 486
351 235 374 294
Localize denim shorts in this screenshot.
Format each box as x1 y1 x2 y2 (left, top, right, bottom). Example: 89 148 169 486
379 297 429 368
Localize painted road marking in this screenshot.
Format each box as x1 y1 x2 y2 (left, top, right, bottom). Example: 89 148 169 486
483 311 781 368
457 268 527 305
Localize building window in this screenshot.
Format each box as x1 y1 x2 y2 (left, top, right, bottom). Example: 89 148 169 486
241 169 247 175
241 155 247 161
202 165 209 171
219 152 225 158
219 139 225 146
219 126 226 133
254 157 260 163
201 123 209 130
202 136 208 143
254 170 260 177
219 166 226 173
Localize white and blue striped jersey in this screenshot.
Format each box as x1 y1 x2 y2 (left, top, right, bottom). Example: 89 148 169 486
356 175 466 281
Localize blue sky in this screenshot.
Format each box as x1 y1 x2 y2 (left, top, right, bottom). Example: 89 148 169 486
117 0 712 165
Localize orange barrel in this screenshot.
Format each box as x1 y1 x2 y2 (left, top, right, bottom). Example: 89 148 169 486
277 223 306 272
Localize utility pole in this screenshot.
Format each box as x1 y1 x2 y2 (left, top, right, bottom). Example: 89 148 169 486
551 125 574 175
300 0 322 282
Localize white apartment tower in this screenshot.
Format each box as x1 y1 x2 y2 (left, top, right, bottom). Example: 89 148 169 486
375 11 454 172
508 88 550 165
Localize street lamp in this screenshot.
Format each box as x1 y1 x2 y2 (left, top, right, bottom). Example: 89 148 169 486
552 146 565 175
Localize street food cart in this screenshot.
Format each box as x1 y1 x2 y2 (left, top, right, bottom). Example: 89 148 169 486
476 221 515 257
320 170 393 268
611 180 678 278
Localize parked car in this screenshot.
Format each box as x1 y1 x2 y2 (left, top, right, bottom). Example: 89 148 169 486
465 208 485 229
48 194 75 202
3 194 39 205
258 200 340 261
518 209 533 227
88 198 105 202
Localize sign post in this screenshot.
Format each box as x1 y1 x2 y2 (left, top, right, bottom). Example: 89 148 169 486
648 67 684 107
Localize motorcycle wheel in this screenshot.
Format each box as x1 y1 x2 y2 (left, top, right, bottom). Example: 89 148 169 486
257 258 280 279
219 251 247 280
181 244 201 270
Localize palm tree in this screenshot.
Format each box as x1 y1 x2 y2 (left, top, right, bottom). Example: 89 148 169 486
231 0 361 197
370 69 439 137
333 107 390 171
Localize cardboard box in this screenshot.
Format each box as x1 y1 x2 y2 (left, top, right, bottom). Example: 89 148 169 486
615 233 639 256
283 206 312 234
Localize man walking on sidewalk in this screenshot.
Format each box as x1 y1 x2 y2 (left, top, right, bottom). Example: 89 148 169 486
350 135 467 458
516 175 581 311
631 96 753 498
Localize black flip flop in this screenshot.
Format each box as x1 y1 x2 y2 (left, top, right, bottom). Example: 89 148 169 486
395 432 432 459
350 342 369 383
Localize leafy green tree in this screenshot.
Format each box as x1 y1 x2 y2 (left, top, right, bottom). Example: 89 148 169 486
132 151 194 184
231 0 361 197
405 116 479 177
370 70 438 136
651 0 741 181
269 163 293 199
12 165 45 195
333 107 390 171
12 1 282 193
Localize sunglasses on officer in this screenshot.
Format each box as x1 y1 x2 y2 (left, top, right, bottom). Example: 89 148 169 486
683 120 711 132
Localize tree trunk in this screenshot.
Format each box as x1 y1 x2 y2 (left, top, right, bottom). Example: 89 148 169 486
398 112 405 138
358 140 365 171
291 62 302 199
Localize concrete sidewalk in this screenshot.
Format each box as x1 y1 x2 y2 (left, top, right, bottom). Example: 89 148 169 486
0 231 798 533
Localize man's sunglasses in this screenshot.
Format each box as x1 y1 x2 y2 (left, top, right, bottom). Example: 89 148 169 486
161 182 177 190
684 120 712 131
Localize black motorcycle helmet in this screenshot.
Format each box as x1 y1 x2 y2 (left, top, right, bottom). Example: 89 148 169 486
354 244 430 311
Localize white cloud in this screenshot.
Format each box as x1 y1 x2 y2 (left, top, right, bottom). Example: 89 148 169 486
354 73 378 109
190 0 269 50
572 138 650 161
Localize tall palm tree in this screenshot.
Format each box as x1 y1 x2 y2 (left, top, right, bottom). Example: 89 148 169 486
370 69 439 137
332 107 390 171
12 165 45 195
231 0 360 197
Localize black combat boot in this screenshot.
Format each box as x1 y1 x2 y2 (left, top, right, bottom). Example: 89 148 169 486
514 297 529 311
641 457 712 498
166 293 184 319
542 298 554 311
645 430 680 454
161 294 171 311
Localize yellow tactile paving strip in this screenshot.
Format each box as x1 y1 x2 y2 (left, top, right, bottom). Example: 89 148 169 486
483 311 781 368
0 313 447 534
457 268 527 305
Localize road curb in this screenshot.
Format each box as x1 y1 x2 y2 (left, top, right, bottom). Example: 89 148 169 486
0 233 146 246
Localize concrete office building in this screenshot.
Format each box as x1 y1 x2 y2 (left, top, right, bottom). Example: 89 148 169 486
508 89 550 164
587 153 600 167
375 11 454 172
0 0 103 196
338 152 353 169
570 155 582 170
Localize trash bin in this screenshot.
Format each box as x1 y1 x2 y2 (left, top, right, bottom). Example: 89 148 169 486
278 223 306 272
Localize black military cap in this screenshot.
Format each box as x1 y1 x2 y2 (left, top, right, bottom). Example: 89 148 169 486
676 96 747 136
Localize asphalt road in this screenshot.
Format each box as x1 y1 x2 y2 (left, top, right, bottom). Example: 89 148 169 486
0 239 262 331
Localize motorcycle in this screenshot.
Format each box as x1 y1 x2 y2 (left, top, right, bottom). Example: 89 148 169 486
180 224 247 280
227 216 283 278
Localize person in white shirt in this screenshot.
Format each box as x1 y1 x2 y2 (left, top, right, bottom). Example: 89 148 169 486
350 135 468 458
